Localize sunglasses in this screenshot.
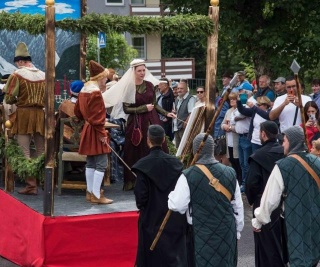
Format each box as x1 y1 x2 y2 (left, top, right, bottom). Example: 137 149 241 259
197 91 204 94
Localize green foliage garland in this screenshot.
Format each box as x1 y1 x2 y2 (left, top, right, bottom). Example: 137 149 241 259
0 12 214 38
166 136 177 156
4 139 45 182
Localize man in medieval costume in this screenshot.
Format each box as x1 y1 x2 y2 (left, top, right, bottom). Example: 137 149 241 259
245 121 287 267
132 125 188 267
252 126 320 267
74 60 112 204
168 133 244 267
3 42 46 195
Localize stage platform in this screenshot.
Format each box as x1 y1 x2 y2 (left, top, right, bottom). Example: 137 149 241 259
0 179 139 267
10 182 137 216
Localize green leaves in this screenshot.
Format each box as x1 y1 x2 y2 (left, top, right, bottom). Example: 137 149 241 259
0 12 214 38
163 0 320 80
86 33 138 71
4 139 45 181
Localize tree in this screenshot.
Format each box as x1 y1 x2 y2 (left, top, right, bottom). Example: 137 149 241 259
86 33 137 72
161 0 320 82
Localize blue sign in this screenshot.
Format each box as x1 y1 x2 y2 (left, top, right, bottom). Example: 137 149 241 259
98 32 107 48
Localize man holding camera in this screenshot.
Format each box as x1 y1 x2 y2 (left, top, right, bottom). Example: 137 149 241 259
269 77 311 132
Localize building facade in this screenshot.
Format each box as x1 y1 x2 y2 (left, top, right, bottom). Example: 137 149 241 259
87 0 195 79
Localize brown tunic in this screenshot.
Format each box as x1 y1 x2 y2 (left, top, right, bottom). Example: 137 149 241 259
4 70 45 136
74 82 110 156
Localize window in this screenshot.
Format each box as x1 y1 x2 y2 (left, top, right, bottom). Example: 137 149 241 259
132 36 146 59
106 0 124 5
131 0 145 5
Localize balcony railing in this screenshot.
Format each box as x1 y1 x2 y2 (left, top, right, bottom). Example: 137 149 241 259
145 58 195 79
130 4 171 16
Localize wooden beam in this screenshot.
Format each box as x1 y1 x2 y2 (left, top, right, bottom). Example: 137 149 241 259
205 5 219 130
44 1 55 216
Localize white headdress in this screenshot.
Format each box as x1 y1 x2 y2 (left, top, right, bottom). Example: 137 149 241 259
102 59 159 120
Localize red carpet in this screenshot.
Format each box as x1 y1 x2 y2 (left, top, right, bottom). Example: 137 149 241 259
0 189 138 267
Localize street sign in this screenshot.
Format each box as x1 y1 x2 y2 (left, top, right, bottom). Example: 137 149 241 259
98 32 106 48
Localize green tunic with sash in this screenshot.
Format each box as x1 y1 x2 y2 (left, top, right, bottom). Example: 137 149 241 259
184 162 237 267
277 152 320 267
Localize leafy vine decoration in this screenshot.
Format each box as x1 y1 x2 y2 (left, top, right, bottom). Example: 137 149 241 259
3 138 45 182
0 12 214 38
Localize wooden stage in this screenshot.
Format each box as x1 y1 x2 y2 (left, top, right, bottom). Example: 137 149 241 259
1 180 137 216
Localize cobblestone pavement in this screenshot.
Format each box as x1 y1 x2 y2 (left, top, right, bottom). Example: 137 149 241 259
0 180 319 266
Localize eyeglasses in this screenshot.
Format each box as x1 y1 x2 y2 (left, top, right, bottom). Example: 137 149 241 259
197 91 204 94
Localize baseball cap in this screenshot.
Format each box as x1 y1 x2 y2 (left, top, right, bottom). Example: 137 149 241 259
273 77 286 83
237 71 246 76
171 81 178 88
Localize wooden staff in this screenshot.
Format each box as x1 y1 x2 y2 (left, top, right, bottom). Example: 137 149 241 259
150 210 172 250
150 74 238 251
291 60 309 152
105 142 137 178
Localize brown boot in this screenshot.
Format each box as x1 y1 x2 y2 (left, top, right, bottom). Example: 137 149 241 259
86 189 105 202
18 177 38 195
86 191 92 202
90 190 113 205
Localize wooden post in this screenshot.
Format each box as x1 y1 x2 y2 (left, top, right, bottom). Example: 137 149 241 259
4 129 14 192
205 0 219 130
44 0 56 216
80 0 87 81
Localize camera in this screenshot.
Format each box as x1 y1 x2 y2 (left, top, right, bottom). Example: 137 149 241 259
309 114 316 121
288 89 295 96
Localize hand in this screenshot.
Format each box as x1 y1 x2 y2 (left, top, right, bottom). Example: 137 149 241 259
293 97 300 107
306 119 315 127
247 102 254 108
146 104 154 111
234 116 243 122
167 112 176 118
253 227 261 233
99 136 108 145
285 94 295 105
223 124 230 132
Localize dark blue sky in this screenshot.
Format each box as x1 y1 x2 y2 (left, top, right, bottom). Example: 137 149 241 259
0 0 81 20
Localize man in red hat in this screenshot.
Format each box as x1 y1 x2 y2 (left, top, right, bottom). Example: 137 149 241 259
74 60 113 204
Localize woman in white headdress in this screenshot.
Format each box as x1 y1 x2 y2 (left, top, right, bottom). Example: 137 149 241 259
103 59 175 190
